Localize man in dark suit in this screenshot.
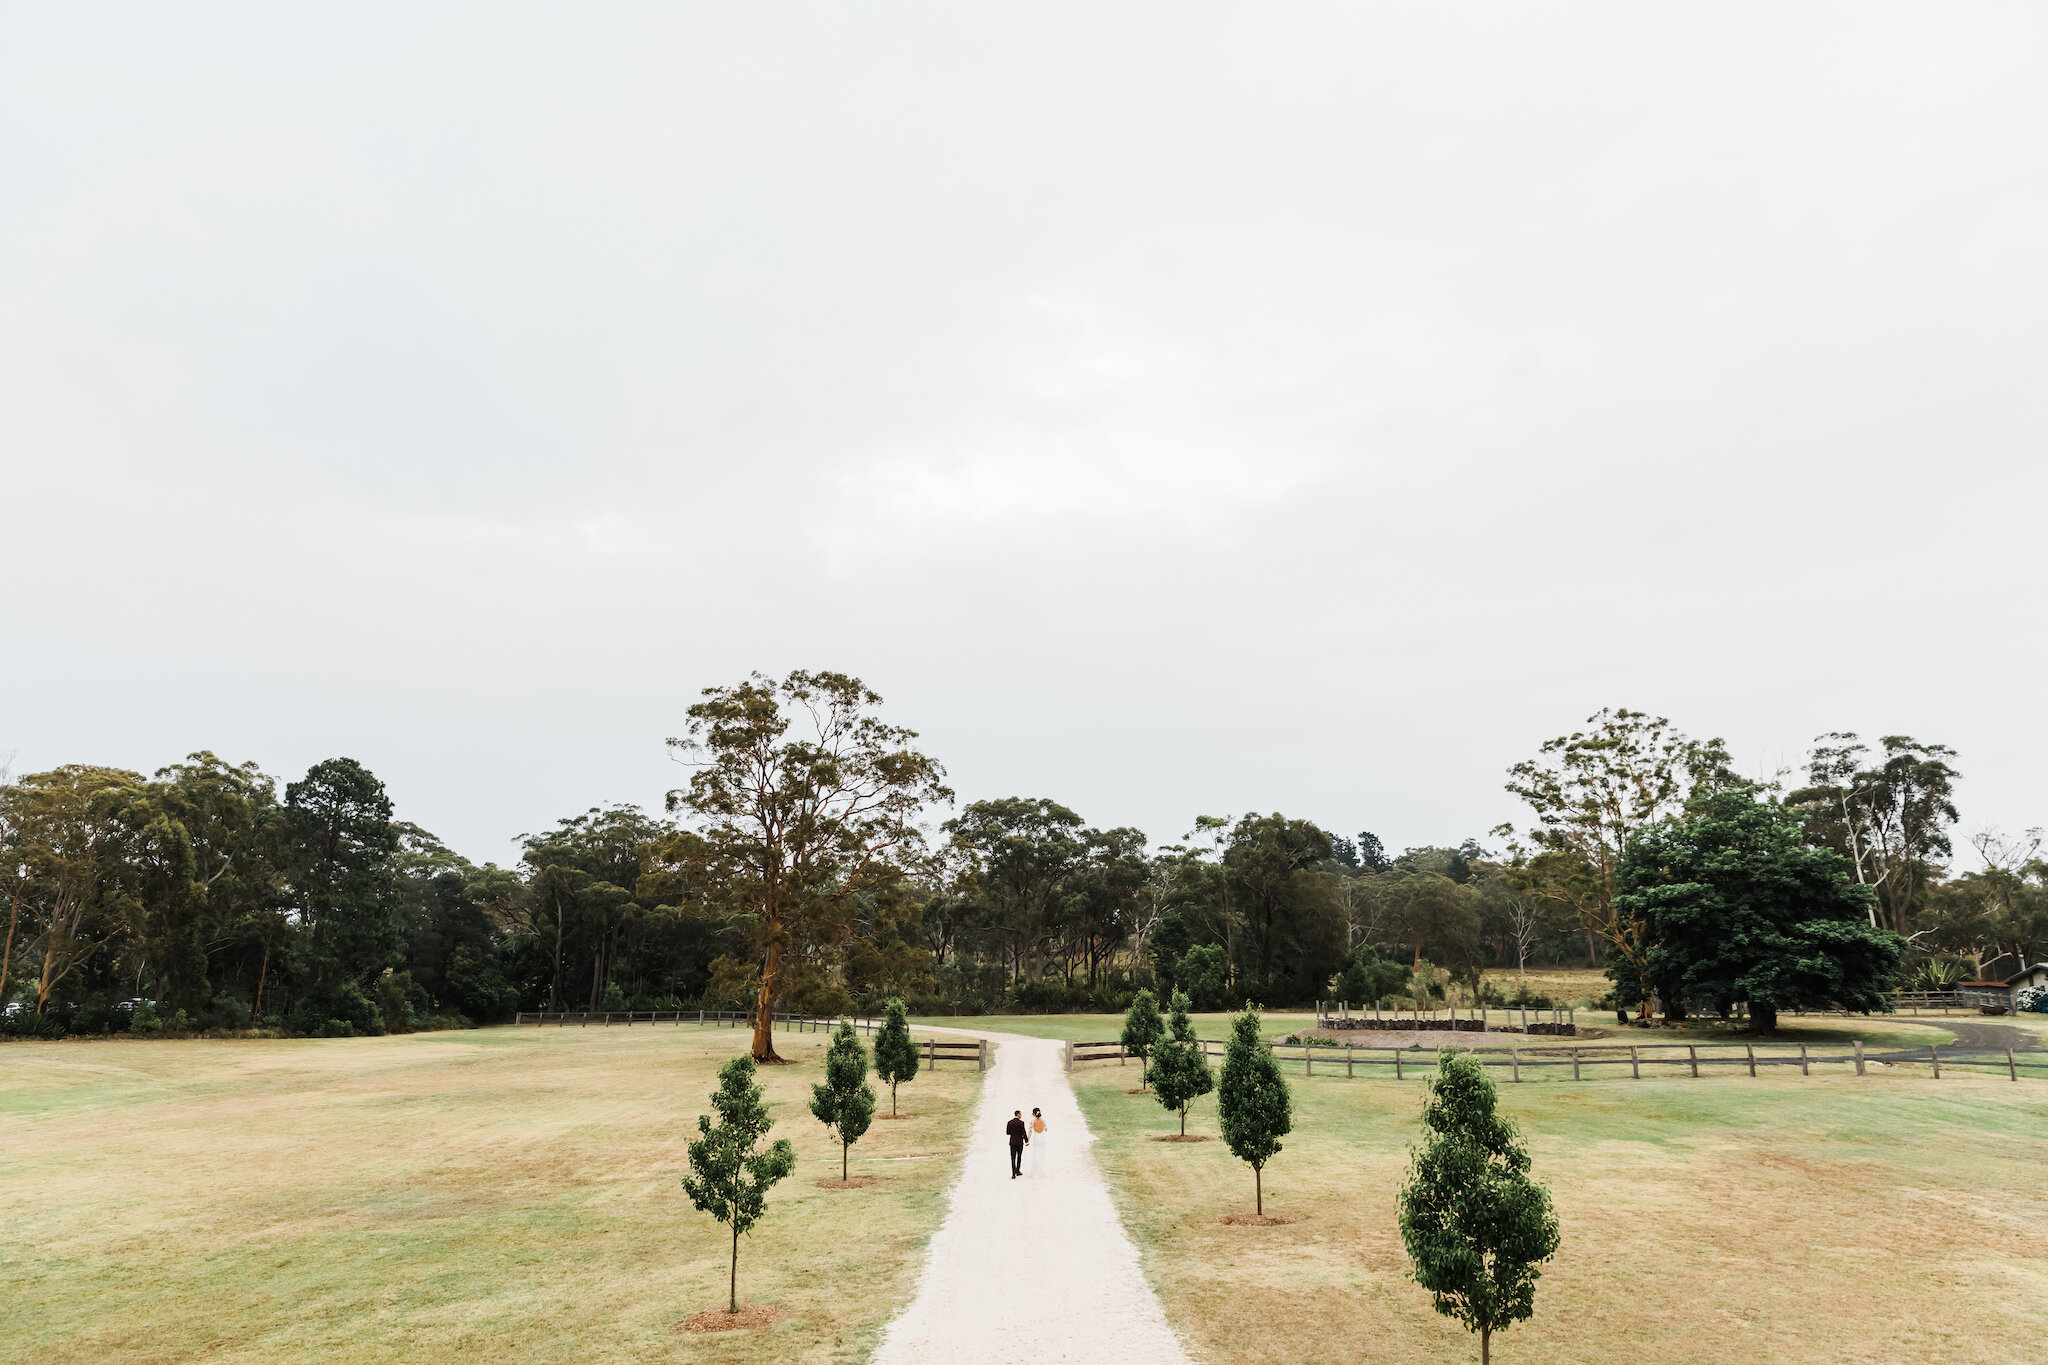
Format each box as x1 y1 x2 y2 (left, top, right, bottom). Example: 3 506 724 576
1006 1109 1029 1177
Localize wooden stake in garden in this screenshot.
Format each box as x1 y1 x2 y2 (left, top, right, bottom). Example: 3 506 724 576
1150 990 1214 1136
873 996 920 1117
681 1054 797 1315
810 1021 878 1180
1218 1006 1291 1215
1398 1048 1559 1365
1120 989 1165 1092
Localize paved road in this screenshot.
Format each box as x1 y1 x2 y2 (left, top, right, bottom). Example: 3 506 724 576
873 1034 1193 1365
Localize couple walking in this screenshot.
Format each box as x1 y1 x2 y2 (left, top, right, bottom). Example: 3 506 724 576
1005 1107 1049 1178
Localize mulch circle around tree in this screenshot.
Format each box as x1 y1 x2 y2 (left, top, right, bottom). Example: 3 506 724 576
1125 1087 1151 1095
1151 1135 1211 1143
676 1304 789 1332
1218 1213 1300 1226
815 1176 876 1190
876 1114 915 1120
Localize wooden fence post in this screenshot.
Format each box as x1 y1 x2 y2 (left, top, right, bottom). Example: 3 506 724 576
1688 1045 1698 1078
1571 1048 1580 1081
1393 1049 1403 1080
1304 1041 1311 1077
1854 1039 1864 1075
1799 1043 1809 1077
1511 1048 1520 1083
1929 1044 1941 1079
980 1040 989 1073
1347 1045 1354 1079
1064 1039 1074 1073
1746 1044 1756 1077
2008 1048 2018 1082
1631 1045 1640 1080
1119 1042 1126 1066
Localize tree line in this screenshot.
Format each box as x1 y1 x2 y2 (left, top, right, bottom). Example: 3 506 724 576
4 677 2039 1042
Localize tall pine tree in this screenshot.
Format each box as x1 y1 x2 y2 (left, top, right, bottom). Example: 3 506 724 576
1120 989 1164 1092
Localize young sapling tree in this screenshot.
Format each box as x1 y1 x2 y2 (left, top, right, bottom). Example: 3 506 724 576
682 1054 798 1314
1218 1006 1290 1214
873 995 920 1117
1398 1048 1559 1365
810 1021 878 1180
1120 988 1165 1091
1149 989 1213 1136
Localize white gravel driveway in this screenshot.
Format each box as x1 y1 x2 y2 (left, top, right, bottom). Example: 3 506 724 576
873 1033 1194 1365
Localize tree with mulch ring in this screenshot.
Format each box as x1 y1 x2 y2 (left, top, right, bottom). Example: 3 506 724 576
873 995 920 1117
676 1303 789 1332
1218 1005 1290 1216
1120 989 1165 1092
1398 1047 1559 1365
1150 989 1214 1137
810 1021 878 1182
682 1053 797 1316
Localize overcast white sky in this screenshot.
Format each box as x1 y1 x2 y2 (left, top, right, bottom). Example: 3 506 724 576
4 4 2045 865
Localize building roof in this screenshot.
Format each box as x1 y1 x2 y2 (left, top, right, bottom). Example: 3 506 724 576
2001 963 2048 985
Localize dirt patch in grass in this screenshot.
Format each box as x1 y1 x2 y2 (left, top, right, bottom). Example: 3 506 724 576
1151 1135 1211 1143
1125 1087 1152 1094
676 1303 789 1332
1218 1213 1299 1226
876 1113 915 1120
814 1176 876 1190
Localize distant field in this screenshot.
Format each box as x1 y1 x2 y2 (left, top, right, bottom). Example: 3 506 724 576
0 1024 982 1364
1074 1055 2048 1365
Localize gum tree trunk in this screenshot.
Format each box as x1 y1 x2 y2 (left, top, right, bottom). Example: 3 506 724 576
750 938 784 1063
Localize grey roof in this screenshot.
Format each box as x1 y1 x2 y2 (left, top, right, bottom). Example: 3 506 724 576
2001 963 2048 986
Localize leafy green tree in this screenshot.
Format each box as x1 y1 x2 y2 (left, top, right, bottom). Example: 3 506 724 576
1120 989 1165 1091
1399 1049 1559 1365
1148 910 1193 994
1787 734 1960 933
1150 990 1213 1136
872 995 920 1117
1334 943 1409 1005
1218 1006 1290 1214
1223 813 1339 998
1178 943 1229 1010
944 796 1088 985
810 1022 878 1180
667 671 951 1062
1620 787 1901 1030
1 766 145 1013
683 1054 798 1315
285 758 403 990
1504 708 1737 1012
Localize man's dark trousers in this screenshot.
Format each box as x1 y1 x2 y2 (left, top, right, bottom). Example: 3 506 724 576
1009 1141 1024 1177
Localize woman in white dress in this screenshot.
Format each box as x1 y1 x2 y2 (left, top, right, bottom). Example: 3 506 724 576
1029 1106 1048 1176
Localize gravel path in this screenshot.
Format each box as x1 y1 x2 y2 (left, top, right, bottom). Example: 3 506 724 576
873 1034 1194 1365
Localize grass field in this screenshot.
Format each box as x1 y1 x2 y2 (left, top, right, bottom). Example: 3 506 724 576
0 1023 982 1365
1072 1051 2048 1365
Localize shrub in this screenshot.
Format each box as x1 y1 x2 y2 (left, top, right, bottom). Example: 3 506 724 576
205 997 253 1031
130 1002 164 1035
2016 986 2048 1014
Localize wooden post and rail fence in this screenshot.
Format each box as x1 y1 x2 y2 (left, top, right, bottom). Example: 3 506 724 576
1062 1034 2045 1085
510 1008 988 1070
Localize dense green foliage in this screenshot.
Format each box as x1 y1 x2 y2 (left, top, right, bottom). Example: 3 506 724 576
1399 1049 1559 1365
1618 788 1903 1029
1149 990 1214 1136
872 995 920 1117
682 1053 798 1313
809 1022 878 1180
0 688 2017 1035
1218 1007 1291 1214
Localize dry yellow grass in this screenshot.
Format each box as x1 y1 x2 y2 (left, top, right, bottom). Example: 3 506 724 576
0 1023 982 1364
1075 1055 2048 1365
